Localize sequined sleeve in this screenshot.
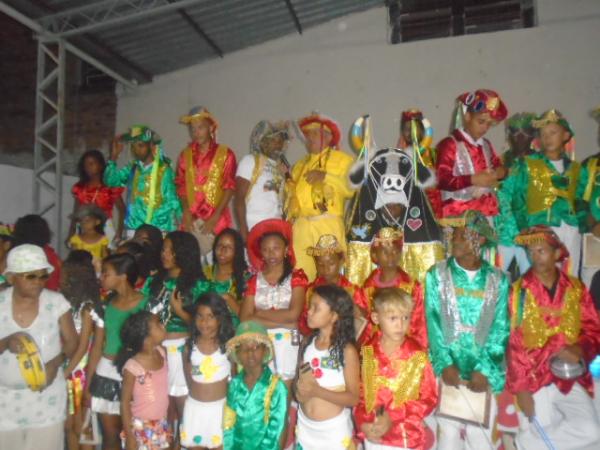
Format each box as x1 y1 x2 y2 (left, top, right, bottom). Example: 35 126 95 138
424 266 453 375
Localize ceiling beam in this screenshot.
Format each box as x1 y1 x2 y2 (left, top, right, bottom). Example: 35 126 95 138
283 0 302 34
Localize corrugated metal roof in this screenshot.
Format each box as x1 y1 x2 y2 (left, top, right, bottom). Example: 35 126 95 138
5 0 383 84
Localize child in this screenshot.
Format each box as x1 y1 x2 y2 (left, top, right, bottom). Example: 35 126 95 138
363 228 426 349
176 106 237 255
355 288 438 450
205 228 250 327
507 226 600 449
498 109 585 276
299 234 368 340
68 149 125 246
240 218 307 382
116 311 170 450
132 224 164 276
426 211 509 450
180 293 236 449
142 231 210 426
104 125 181 237
85 253 148 450
435 89 507 219
68 205 110 268
116 240 153 289
61 250 101 450
223 321 288 450
295 285 360 450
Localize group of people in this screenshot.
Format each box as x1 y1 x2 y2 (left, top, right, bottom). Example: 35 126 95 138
1 88 600 450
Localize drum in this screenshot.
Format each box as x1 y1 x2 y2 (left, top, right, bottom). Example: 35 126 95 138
15 333 47 391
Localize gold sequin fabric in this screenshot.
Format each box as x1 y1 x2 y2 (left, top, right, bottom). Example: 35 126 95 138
345 241 373 286
400 241 445 282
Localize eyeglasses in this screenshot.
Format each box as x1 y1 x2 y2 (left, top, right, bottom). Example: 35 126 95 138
20 272 50 281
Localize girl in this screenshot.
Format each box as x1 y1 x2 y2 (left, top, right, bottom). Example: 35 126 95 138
69 149 125 246
117 240 155 289
205 228 249 327
295 284 360 450
133 224 164 275
180 293 235 450
116 311 170 450
61 250 101 450
240 218 307 383
142 231 210 427
68 205 110 269
85 253 148 450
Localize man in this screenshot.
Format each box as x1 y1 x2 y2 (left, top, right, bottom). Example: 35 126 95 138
285 112 354 281
176 106 237 255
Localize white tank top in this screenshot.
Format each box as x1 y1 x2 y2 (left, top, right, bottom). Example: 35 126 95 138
302 339 346 389
190 344 231 383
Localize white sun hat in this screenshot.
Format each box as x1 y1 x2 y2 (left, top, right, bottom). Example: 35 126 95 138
4 244 54 275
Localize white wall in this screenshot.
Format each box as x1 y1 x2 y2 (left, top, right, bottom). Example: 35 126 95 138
115 0 600 166
0 164 77 253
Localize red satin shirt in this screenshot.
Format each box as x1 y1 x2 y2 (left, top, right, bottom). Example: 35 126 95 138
71 183 124 218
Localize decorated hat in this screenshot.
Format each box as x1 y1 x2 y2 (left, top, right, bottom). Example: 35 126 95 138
5 244 54 275
457 89 508 122
69 204 107 223
514 225 569 262
0 222 14 239
506 112 536 133
226 321 274 365
298 112 342 148
399 108 434 150
401 109 424 123
247 218 295 271
307 234 344 257
179 106 219 130
372 227 404 248
120 125 161 144
438 210 497 245
531 109 574 137
250 120 290 154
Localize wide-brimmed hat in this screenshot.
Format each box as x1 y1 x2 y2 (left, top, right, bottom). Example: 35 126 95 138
69 204 107 223
4 244 54 275
298 112 342 148
120 125 162 144
514 225 569 262
247 218 295 271
438 210 497 246
179 106 219 130
226 321 274 365
457 89 508 122
249 120 290 154
306 234 344 257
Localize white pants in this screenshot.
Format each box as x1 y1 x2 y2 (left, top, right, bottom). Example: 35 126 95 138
515 383 600 450
0 422 63 450
498 244 531 276
553 222 581 277
436 394 497 450
180 397 225 449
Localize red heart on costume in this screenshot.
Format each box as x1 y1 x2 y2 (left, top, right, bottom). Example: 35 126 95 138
406 218 422 231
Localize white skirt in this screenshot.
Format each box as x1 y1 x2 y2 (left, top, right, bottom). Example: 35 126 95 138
163 337 188 396
180 396 226 449
296 407 354 450
267 328 299 380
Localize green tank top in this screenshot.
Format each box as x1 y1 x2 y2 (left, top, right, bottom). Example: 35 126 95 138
103 297 148 356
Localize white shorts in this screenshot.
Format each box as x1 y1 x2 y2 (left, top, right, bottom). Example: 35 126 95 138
163 337 188 397
296 407 354 450
180 397 225 449
90 356 122 415
267 328 299 380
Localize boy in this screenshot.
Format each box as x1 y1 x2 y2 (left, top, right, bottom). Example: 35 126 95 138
176 106 237 255
299 234 369 339
507 226 600 450
104 125 181 236
498 109 585 276
435 89 507 219
425 210 510 449
355 287 437 450
224 321 288 450
363 228 426 349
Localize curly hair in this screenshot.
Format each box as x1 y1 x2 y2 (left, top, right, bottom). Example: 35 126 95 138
186 292 235 359
77 149 107 184
212 228 248 298
302 284 356 367
114 310 153 373
102 253 139 286
149 231 205 305
133 224 163 274
13 214 51 247
117 240 152 280
259 232 292 285
61 250 101 309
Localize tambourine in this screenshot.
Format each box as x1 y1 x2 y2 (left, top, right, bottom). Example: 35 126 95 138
15 333 47 391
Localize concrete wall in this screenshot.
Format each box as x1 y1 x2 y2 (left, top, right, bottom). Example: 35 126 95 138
116 0 600 166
